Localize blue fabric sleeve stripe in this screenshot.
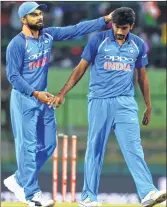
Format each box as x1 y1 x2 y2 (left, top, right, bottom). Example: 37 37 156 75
135 40 148 69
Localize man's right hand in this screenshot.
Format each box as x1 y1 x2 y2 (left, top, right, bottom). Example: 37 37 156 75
48 95 65 108
104 12 113 23
33 91 54 104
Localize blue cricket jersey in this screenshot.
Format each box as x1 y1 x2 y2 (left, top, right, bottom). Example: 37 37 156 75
6 17 106 96
81 29 148 99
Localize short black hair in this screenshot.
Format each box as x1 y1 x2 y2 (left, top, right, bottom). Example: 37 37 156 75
112 7 135 26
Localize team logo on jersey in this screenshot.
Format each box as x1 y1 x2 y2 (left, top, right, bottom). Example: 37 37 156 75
44 39 49 44
129 48 134 54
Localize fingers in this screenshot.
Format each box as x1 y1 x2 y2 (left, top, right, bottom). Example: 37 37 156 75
46 95 64 109
46 92 54 98
48 97 57 108
53 97 65 108
142 116 149 125
54 100 61 108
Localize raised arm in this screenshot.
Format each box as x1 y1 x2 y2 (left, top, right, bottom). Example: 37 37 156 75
48 13 112 41
48 59 89 108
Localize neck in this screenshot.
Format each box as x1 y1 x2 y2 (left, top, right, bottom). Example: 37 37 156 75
116 39 126 46
30 30 39 39
22 25 39 39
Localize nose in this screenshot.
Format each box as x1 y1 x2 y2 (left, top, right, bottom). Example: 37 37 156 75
38 17 43 23
117 28 123 34
38 14 43 21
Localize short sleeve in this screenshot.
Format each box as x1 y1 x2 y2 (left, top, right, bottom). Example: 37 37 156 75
81 34 100 64
135 40 148 69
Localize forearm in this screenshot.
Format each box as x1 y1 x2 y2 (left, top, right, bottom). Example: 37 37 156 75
58 66 86 96
8 74 35 96
74 16 111 34
138 77 152 108
55 17 107 40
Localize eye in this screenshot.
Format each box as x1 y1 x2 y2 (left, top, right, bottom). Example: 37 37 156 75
30 13 39 17
30 13 36 17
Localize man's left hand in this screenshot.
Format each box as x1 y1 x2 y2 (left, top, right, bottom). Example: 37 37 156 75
142 107 152 126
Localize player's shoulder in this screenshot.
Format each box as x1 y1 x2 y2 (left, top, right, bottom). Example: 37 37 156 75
7 33 26 50
43 27 57 36
130 33 145 45
43 27 52 34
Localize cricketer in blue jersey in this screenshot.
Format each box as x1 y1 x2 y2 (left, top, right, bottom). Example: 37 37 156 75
4 2 113 206
49 7 167 207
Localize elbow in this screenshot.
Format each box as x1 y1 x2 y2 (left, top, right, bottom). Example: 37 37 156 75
7 74 19 85
138 75 148 84
138 77 149 88
138 78 143 84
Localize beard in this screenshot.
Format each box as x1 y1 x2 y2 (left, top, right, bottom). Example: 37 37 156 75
115 34 125 40
27 22 44 31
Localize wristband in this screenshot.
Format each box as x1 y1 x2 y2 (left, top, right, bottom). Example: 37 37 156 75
65 83 74 88
34 91 40 98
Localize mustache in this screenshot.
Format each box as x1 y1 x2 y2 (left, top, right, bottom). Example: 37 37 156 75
115 34 125 40
116 34 125 38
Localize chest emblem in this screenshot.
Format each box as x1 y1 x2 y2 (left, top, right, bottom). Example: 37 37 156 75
129 48 134 54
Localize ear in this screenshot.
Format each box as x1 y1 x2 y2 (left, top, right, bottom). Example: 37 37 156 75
20 17 27 24
130 23 135 30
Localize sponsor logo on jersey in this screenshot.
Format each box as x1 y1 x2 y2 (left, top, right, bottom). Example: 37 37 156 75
104 49 113 52
27 47 33 53
103 55 134 71
104 62 131 71
28 48 50 60
142 54 147 58
104 55 135 62
29 57 50 70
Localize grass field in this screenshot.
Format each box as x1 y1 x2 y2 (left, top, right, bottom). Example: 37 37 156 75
1 203 165 207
